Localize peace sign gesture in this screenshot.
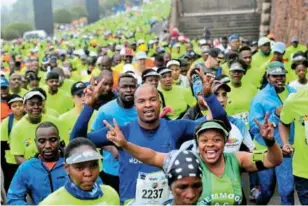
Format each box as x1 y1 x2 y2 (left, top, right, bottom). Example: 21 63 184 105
195 68 215 97
254 113 274 141
83 77 105 107
104 119 127 148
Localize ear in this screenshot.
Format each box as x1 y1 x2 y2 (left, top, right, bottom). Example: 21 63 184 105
64 164 70 175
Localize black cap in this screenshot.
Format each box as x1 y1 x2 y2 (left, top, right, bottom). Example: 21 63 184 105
141 69 160 81
46 72 59 81
208 48 221 58
71 81 87 96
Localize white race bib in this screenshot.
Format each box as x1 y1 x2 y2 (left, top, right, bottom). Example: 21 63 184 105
135 171 170 205
304 115 308 144
233 112 249 126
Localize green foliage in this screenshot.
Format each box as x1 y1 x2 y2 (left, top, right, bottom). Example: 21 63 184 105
53 9 73 24
71 6 88 19
2 22 33 40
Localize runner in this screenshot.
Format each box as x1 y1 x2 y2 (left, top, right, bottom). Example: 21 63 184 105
167 60 190 88
279 87 308 205
7 122 66 205
251 37 272 70
40 138 120 205
70 71 230 204
289 55 308 91
249 61 296 205
105 114 282 205
9 73 28 97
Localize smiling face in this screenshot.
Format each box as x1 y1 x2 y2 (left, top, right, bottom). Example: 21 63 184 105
171 176 203 205
135 86 160 124
197 129 225 164
24 97 43 119
267 74 286 91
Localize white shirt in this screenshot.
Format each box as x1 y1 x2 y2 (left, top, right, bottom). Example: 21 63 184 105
289 80 308 92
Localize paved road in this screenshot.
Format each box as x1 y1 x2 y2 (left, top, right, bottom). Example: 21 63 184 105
241 173 300 205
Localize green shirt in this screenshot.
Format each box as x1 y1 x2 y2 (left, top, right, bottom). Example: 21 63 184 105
39 185 120 205
45 89 74 115
158 85 196 120
280 88 308 178
198 153 242 205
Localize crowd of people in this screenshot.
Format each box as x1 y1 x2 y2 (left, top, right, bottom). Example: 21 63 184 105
1 0 308 205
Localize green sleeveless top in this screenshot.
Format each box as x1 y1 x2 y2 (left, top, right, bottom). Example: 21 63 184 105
197 153 242 205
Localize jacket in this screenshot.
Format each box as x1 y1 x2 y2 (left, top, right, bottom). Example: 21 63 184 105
182 104 203 120
248 84 295 147
7 157 66 205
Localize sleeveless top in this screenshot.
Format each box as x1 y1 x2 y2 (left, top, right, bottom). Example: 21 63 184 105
197 153 242 205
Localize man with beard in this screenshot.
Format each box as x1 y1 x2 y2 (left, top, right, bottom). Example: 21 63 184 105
92 74 138 193
70 71 230 204
10 90 66 164
7 122 66 205
44 72 73 115
249 61 296 205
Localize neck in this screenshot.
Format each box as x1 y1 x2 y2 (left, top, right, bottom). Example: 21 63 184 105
205 60 211 68
48 88 57 95
118 98 134 109
40 152 60 162
138 118 160 130
205 154 225 177
298 78 308 84
231 81 241 88
14 114 23 121
11 87 21 93
28 115 42 124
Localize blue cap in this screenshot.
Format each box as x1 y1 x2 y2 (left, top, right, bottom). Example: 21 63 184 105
136 51 147 60
229 34 240 42
272 42 286 54
0 77 9 88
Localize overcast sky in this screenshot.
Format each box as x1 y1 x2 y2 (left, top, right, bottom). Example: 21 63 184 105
1 0 17 7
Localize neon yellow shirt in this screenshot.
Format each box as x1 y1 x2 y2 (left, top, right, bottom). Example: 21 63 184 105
158 85 196 120
10 88 28 97
251 51 273 70
45 89 74 115
10 114 66 160
284 44 306 61
39 185 120 205
280 88 308 178
60 79 75 94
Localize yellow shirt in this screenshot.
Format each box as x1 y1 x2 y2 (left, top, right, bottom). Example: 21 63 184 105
45 89 74 115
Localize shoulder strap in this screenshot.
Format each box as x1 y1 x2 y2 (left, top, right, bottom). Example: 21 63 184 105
8 114 14 137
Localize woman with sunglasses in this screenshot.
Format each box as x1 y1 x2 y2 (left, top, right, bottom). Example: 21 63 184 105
40 138 120 205
105 114 283 205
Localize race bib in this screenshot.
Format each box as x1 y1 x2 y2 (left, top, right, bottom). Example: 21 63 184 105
304 115 308 144
233 112 249 125
135 171 170 205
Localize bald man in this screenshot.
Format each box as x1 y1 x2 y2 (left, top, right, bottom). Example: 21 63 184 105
71 77 230 203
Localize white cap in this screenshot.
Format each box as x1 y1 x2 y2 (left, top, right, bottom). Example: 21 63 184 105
258 37 271 47
198 39 207 45
137 39 145 46
23 91 45 104
166 60 180 68
178 36 185 41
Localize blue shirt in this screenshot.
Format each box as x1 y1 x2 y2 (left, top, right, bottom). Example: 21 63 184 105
71 94 229 203
92 99 138 176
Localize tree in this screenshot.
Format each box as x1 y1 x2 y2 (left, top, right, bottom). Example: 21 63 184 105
53 9 72 24
2 22 33 40
71 6 88 19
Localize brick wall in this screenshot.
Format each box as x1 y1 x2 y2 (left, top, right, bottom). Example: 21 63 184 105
270 0 308 44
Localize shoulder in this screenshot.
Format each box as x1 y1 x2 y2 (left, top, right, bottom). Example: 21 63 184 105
100 185 120 204
59 109 74 120
39 187 67 205
98 99 118 111
18 158 40 172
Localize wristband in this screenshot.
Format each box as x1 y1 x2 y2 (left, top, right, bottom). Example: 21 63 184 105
264 138 276 147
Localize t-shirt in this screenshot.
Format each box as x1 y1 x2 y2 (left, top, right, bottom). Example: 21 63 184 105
92 99 138 176
10 88 28 97
289 80 308 92
226 83 258 126
198 153 242 205
60 79 75 94
158 85 196 120
285 44 306 61
251 51 272 72
39 185 120 205
280 88 308 179
71 93 227 203
45 89 74 115
59 108 97 145
0 115 21 164
242 64 265 89
10 114 66 160
278 88 289 102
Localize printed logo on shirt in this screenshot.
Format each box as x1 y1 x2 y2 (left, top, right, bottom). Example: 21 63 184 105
198 193 242 205
24 137 32 147
227 137 238 144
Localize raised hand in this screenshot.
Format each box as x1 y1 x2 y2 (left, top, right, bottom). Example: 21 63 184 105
83 77 105 107
254 113 274 140
195 68 215 96
104 118 127 148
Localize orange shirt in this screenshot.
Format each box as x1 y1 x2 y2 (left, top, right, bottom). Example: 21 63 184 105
1 101 10 121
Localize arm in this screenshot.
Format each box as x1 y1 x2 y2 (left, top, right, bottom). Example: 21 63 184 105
14 156 26 165
7 167 29 205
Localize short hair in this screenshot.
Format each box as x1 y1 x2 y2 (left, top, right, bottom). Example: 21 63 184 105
118 73 137 84
221 36 228 41
64 138 96 161
35 121 59 138
239 46 251 53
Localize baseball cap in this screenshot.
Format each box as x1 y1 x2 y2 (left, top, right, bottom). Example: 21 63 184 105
258 37 271 47
208 48 221 58
65 150 102 164
266 61 287 75
291 36 298 43
141 69 160 80
212 80 231 93
201 47 210 54
46 71 59 81
0 77 9 88
166 60 180 68
71 81 87 96
229 62 245 72
157 67 172 76
292 52 307 62
228 34 240 42
196 120 229 140
272 42 286 54
7 94 23 105
23 91 45 104
198 39 207 45
136 51 147 60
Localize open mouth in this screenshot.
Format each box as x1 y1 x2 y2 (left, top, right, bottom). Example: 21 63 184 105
205 149 218 159
143 109 155 117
